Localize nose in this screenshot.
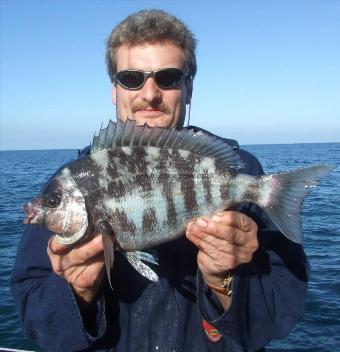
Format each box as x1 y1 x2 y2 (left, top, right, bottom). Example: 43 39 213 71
139 76 162 104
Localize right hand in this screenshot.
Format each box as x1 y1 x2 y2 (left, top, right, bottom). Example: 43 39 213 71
47 235 105 306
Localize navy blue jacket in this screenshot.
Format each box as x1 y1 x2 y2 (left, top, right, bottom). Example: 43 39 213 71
11 130 309 351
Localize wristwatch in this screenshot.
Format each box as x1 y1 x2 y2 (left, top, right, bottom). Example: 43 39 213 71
207 272 233 296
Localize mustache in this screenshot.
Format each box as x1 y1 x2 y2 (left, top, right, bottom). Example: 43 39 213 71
132 102 171 115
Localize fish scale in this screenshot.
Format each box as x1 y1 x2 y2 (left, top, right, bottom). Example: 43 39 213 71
23 119 335 284
80 146 229 251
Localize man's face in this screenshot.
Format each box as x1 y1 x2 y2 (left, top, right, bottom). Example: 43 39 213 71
112 42 191 129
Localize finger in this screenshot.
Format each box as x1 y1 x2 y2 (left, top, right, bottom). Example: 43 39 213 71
67 236 104 267
72 265 106 291
196 250 236 275
50 235 104 271
47 235 71 256
187 229 251 259
67 252 105 287
187 217 244 245
186 229 229 253
216 211 256 233
189 218 259 252
187 230 239 270
215 212 259 250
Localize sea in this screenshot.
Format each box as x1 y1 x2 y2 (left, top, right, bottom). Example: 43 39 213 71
0 143 339 352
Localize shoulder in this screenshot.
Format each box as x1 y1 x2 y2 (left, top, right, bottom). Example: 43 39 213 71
78 145 91 159
237 148 264 176
186 125 239 149
186 125 264 176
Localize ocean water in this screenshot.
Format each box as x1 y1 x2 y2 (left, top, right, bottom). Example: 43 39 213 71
0 143 339 351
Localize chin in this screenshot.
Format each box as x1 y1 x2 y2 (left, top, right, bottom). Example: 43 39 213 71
144 119 165 128
136 116 170 128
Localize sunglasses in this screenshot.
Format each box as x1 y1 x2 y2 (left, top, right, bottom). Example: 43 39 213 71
115 68 189 90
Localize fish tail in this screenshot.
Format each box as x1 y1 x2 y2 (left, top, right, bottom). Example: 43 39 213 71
258 164 335 243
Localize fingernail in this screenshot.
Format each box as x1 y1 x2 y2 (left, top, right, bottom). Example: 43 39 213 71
196 218 208 228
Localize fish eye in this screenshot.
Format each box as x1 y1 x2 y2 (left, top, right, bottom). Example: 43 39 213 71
46 193 61 208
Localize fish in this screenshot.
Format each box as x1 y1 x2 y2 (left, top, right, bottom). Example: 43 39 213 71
23 119 335 286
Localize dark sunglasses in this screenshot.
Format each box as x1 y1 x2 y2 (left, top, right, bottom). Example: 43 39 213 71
115 68 189 90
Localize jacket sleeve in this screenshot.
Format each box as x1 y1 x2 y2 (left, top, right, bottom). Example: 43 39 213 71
196 149 309 349
11 224 107 352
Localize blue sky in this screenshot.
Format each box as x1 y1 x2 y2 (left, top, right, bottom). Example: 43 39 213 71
1 0 339 150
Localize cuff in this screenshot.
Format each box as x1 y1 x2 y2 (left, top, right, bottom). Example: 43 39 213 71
52 274 106 350
196 269 239 324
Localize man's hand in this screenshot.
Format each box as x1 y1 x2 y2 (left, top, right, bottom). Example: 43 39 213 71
186 211 259 309
47 235 105 307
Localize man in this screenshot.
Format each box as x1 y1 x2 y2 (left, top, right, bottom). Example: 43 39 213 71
11 9 308 352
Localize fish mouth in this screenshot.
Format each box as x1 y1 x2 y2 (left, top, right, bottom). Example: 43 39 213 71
23 199 42 224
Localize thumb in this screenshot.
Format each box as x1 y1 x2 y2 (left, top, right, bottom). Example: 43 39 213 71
47 235 70 255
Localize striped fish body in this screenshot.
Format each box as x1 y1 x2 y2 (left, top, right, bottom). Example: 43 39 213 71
23 119 334 283
64 146 241 251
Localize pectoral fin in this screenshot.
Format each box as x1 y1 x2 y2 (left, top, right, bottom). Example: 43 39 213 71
95 220 115 290
132 251 159 265
125 252 159 282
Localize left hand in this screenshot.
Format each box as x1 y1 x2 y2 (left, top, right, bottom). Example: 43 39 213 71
186 210 259 288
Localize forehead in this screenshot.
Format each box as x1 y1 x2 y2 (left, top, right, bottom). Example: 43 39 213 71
116 42 185 71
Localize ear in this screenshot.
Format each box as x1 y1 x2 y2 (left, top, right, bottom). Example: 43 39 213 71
185 78 193 105
112 85 117 105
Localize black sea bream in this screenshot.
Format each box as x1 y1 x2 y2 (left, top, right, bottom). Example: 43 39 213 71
23 119 334 285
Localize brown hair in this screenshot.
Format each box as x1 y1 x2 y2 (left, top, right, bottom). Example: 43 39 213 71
106 9 197 82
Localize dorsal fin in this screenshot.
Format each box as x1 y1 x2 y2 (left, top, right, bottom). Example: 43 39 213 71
90 119 244 169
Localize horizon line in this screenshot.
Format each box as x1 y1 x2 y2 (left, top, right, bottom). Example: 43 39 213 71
1 141 339 152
